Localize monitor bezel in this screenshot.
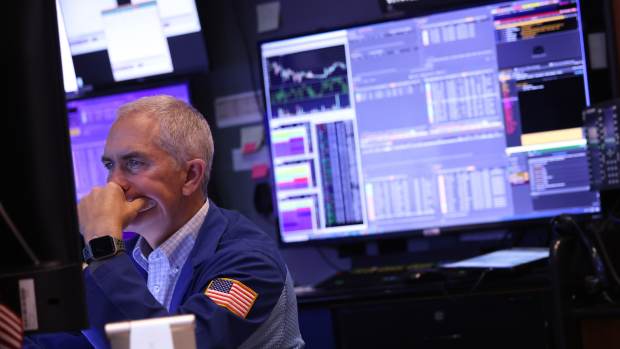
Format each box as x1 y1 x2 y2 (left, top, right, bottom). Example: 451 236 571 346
65 76 193 103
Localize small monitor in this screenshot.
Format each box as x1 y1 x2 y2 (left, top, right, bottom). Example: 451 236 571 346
260 0 600 244
67 83 191 199
57 0 208 88
105 314 196 349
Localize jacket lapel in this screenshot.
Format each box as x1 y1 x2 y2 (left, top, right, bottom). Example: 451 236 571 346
169 201 229 312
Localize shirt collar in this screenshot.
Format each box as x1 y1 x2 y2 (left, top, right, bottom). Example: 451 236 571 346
132 200 210 271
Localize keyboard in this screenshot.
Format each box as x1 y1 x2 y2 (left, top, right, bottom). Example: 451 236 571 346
314 263 442 290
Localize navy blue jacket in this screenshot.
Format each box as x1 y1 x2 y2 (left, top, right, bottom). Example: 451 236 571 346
28 202 292 348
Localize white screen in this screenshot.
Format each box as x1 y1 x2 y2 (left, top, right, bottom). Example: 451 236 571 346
56 0 78 93
102 2 173 81
59 0 117 55
441 248 549 269
59 0 201 55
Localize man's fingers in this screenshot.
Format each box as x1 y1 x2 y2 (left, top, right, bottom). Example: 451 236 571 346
105 181 124 193
126 197 148 214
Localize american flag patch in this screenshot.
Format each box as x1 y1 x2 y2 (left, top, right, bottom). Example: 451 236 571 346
0 304 23 349
205 278 258 319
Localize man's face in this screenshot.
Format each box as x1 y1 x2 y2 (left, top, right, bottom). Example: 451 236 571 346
102 114 188 238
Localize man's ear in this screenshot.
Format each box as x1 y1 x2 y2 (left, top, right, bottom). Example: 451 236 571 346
182 159 206 196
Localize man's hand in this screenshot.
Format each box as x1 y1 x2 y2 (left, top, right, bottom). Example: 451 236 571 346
78 182 146 242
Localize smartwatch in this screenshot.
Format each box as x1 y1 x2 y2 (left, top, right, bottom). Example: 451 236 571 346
83 235 125 264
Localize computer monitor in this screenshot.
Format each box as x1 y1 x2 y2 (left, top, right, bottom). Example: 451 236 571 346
1 0 87 333
260 0 600 244
57 0 208 88
67 83 191 200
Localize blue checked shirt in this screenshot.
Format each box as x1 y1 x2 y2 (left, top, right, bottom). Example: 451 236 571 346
132 201 209 310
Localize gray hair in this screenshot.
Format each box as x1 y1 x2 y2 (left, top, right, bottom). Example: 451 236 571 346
116 95 214 197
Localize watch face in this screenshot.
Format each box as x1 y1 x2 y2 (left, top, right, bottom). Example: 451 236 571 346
90 236 116 259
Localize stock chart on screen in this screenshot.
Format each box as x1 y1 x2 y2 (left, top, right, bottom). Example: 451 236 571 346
261 0 599 243
267 45 351 117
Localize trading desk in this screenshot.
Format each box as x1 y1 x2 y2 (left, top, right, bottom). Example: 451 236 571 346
296 268 552 349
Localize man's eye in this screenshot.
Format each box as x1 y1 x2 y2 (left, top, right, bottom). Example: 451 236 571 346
126 159 143 170
103 162 113 170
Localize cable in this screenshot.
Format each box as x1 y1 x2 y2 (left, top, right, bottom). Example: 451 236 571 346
552 214 620 303
467 269 490 295
588 228 620 293
437 269 489 303
0 202 40 266
567 217 620 289
552 216 608 286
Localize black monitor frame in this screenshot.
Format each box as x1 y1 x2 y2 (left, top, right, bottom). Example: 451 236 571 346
1 0 88 333
257 0 606 247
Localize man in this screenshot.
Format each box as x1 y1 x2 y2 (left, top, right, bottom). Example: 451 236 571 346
30 96 304 348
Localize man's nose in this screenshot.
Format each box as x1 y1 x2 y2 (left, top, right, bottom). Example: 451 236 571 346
107 168 130 193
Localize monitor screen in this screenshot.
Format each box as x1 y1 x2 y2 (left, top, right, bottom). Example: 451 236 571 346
260 0 600 244
67 83 190 199
58 0 208 88
56 0 78 94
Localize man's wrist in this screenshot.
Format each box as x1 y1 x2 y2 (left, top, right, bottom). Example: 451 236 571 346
83 235 126 264
84 226 123 243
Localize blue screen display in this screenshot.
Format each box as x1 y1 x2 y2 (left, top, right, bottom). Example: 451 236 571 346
260 0 600 243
